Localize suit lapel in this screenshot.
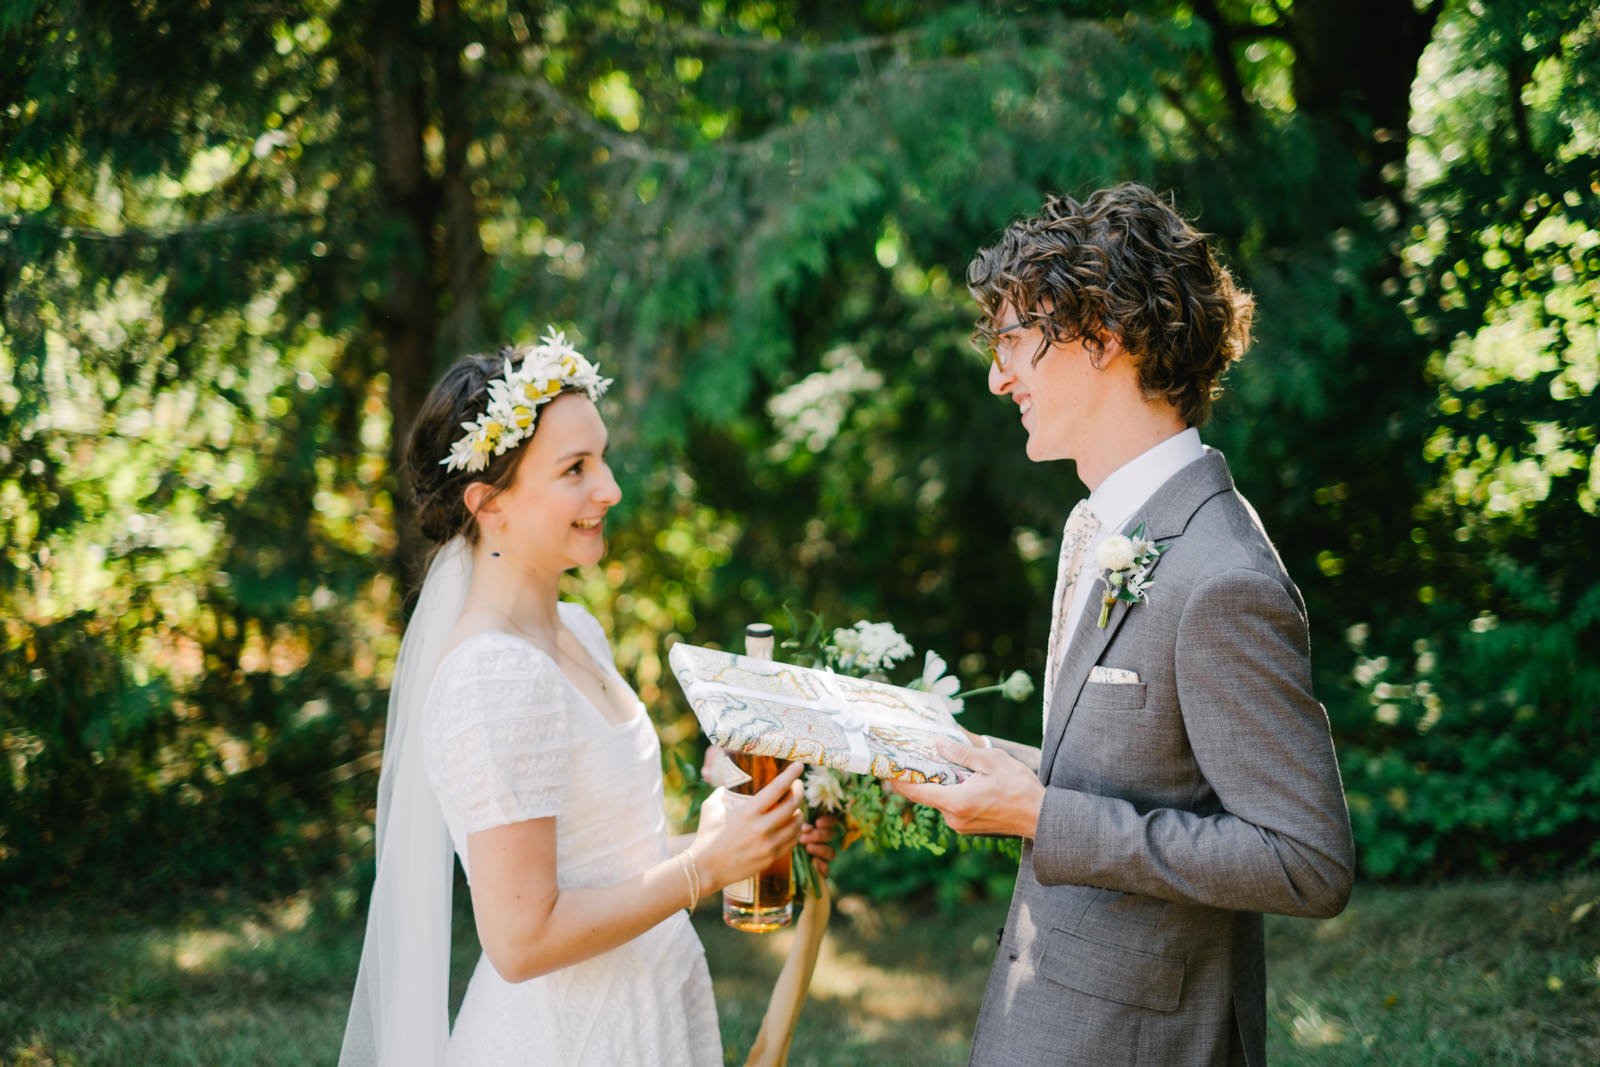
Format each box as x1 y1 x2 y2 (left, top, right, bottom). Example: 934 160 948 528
1038 585 1135 779
1036 450 1237 783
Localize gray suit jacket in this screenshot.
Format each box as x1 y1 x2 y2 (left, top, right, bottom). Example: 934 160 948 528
971 450 1354 1067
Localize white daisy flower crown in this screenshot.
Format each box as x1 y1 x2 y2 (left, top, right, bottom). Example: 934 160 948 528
441 328 613 473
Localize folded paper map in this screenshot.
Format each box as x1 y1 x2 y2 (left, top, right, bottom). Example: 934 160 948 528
668 642 970 784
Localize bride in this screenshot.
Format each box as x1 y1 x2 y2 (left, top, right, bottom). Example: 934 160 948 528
341 331 829 1065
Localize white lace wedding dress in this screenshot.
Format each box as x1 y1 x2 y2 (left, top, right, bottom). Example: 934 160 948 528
422 603 722 1066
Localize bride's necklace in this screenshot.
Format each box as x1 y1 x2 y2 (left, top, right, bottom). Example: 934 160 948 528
555 631 612 694
490 612 614 697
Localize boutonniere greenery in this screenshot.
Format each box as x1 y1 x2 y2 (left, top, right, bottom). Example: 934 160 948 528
1094 523 1167 627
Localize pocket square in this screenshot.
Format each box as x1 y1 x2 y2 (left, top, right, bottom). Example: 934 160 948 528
1089 665 1141 685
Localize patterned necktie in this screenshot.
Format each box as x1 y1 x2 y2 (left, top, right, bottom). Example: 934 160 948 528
1043 500 1102 730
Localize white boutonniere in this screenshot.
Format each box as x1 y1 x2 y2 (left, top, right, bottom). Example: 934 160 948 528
1095 523 1167 628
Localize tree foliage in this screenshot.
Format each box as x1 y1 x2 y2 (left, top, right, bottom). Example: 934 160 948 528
2 0 1596 902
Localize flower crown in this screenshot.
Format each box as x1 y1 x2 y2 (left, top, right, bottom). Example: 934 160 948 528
441 329 612 473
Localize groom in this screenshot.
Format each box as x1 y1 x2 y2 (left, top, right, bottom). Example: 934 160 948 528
895 184 1354 1066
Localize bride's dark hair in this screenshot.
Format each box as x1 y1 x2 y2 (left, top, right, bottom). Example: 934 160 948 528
404 354 526 547
405 350 592 547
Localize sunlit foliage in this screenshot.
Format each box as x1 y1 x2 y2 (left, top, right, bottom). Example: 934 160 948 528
2 0 1595 901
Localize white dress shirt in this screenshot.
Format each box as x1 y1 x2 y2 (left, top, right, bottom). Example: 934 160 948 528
1056 428 1206 668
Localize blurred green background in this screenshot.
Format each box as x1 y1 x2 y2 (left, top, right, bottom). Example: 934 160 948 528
2 0 1596 924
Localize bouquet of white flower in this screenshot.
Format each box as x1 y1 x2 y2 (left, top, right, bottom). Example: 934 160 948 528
669 616 1034 1066
777 615 1033 894
671 614 1034 894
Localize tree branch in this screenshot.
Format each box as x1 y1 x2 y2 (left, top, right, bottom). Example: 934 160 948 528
498 74 692 169
501 12 1128 175
1159 83 1227 160
3 212 315 244
1226 22 1291 42
1190 0 1254 128
435 0 487 356
1506 52 1535 159
662 23 929 57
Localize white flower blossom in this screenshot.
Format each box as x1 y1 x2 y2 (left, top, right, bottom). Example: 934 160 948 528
440 330 612 472
1096 534 1135 571
1093 521 1165 628
831 620 913 674
916 650 964 714
802 767 846 812
999 669 1034 702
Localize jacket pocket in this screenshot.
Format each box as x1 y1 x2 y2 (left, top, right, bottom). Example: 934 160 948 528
1076 680 1148 711
1038 925 1184 1013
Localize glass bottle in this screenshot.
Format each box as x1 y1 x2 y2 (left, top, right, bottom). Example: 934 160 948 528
721 622 795 932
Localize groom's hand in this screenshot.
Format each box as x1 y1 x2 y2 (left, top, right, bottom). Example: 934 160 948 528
890 740 1045 839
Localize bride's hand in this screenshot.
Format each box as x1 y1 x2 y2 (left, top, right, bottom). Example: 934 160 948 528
800 814 840 878
690 761 804 893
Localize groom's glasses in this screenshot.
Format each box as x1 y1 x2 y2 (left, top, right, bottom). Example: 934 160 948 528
987 321 1028 371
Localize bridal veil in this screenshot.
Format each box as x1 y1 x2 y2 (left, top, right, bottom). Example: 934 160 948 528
341 537 472 1065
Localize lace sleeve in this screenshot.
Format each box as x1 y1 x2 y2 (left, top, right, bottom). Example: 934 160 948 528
428 638 571 834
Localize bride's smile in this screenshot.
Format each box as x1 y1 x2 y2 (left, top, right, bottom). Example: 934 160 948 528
347 335 819 1065
471 391 621 574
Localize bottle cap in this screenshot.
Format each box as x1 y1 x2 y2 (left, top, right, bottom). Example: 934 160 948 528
745 623 774 638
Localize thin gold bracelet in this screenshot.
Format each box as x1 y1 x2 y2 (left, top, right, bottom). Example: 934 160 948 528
675 850 701 912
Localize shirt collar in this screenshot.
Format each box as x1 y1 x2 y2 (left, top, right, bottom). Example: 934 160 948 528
1087 428 1205 532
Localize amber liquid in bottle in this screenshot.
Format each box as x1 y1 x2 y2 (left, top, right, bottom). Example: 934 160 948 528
721 623 796 933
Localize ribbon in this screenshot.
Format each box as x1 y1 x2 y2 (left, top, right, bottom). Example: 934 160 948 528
807 672 874 774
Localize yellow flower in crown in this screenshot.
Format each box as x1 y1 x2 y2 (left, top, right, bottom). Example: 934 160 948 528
442 328 612 473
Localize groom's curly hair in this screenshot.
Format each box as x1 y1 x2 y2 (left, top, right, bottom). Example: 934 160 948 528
967 183 1254 427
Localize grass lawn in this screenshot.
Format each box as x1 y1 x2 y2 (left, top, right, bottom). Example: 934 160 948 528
2 875 1596 1065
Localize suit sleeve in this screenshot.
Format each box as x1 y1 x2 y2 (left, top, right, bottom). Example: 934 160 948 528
1030 567 1355 918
